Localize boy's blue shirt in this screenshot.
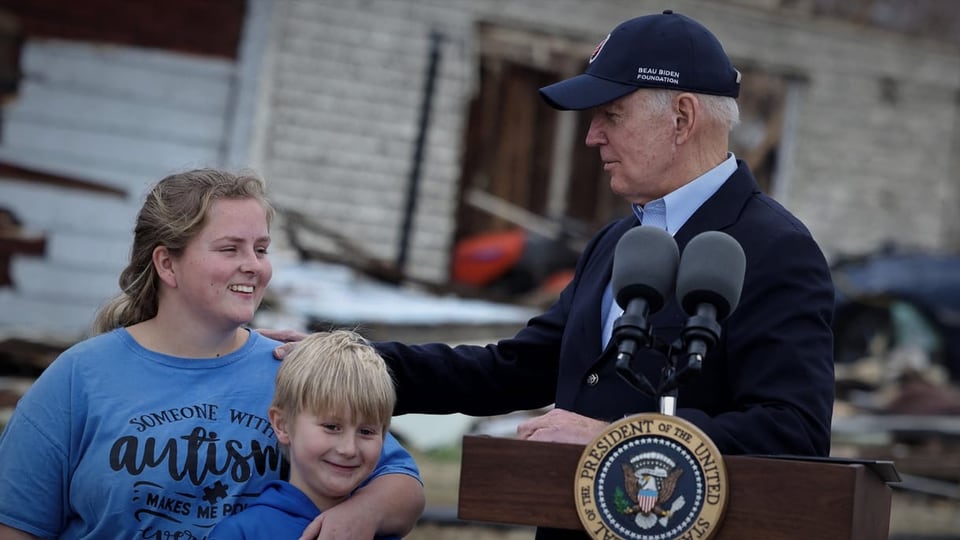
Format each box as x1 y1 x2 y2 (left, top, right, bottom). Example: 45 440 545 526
210 480 401 539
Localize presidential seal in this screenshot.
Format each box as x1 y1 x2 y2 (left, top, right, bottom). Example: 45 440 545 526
574 414 728 540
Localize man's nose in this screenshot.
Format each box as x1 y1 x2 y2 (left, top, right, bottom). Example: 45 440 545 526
585 116 605 147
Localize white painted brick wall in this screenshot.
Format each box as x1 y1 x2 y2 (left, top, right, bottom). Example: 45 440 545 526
0 40 241 338
257 0 960 284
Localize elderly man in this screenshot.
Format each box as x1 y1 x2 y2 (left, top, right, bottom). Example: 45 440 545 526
271 11 835 540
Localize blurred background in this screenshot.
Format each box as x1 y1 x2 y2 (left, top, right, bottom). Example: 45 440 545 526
1 0 959 538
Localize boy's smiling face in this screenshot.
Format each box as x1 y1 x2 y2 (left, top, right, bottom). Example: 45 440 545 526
272 408 384 510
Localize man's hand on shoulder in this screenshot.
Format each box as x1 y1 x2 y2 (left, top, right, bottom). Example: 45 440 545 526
255 328 308 360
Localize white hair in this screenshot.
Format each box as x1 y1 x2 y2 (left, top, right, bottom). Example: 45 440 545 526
644 89 740 131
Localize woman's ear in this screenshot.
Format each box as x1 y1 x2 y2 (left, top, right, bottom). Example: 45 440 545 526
269 407 291 445
153 246 177 288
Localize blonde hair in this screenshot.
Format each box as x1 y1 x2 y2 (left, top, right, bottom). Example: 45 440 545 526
272 330 396 431
92 169 273 334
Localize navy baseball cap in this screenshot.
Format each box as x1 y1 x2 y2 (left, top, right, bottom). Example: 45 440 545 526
540 10 741 110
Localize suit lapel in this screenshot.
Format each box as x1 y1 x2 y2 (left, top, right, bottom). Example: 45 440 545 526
568 217 636 375
675 160 759 249
564 163 760 403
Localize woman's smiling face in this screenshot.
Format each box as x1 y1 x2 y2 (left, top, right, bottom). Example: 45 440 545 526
169 197 272 330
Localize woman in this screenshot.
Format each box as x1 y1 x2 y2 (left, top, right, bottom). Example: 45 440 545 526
0 169 423 540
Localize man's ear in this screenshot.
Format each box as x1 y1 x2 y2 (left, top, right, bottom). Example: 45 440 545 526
674 92 698 144
270 407 291 445
153 246 177 288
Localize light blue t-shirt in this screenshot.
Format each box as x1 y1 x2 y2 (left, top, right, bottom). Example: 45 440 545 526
0 329 420 539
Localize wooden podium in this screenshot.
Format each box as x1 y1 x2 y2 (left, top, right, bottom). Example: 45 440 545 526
458 435 898 540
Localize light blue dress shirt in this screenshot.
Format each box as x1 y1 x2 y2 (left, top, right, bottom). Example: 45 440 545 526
600 154 738 350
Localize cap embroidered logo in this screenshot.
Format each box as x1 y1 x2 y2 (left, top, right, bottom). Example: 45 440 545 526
589 34 610 64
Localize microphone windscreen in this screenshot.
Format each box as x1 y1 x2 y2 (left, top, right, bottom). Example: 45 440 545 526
676 231 746 320
612 226 680 313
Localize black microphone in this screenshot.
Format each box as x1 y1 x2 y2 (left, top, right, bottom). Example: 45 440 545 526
611 226 680 395
674 231 746 379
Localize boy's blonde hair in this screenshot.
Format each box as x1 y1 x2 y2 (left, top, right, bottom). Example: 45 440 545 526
272 330 395 431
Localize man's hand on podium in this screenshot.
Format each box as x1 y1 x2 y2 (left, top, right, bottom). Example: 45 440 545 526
517 408 607 445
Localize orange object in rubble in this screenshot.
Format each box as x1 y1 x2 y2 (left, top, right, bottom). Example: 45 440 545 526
452 228 526 287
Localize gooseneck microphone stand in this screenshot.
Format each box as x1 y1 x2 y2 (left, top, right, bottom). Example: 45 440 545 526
612 307 721 416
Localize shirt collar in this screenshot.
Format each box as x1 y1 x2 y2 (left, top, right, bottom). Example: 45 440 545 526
631 153 738 234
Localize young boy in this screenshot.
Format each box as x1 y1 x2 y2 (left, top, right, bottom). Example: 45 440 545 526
210 330 416 539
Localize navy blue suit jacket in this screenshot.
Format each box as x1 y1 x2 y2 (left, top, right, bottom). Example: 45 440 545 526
378 161 835 457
